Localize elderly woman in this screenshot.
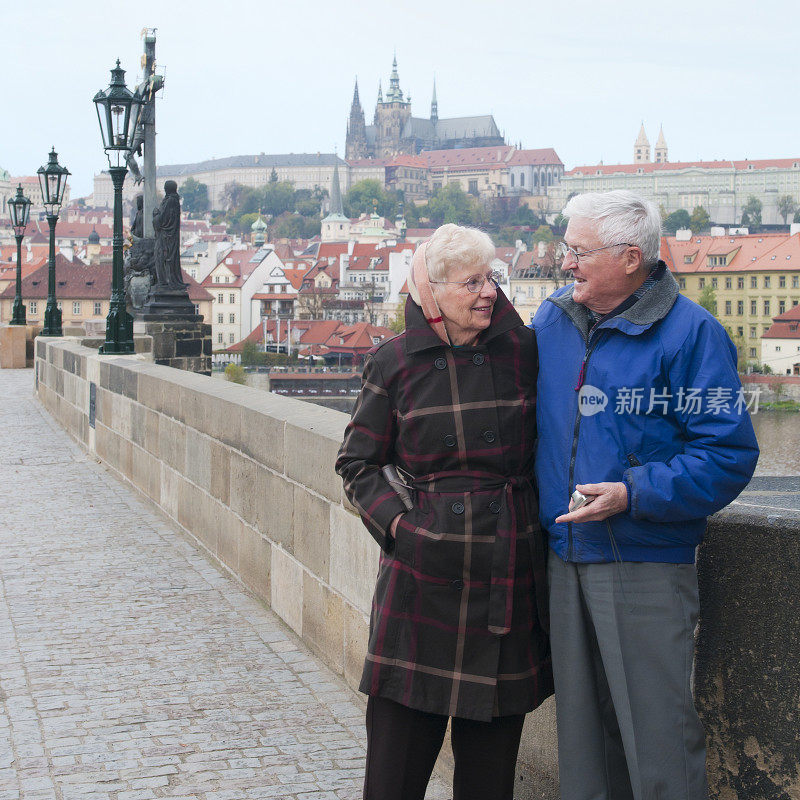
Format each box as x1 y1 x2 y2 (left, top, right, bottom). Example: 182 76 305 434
336 224 552 800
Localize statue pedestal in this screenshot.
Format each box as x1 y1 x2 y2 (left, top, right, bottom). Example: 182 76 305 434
140 285 198 321
143 320 211 376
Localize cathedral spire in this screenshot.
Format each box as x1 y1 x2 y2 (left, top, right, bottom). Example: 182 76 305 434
387 54 404 102
654 125 668 163
634 122 651 164
329 162 344 217
377 80 383 104
430 77 438 125
345 76 368 160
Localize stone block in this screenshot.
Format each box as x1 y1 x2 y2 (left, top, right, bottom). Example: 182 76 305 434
144 407 160 459
215 505 240 570
238 404 285 473
254 470 294 550
96 386 113 428
131 443 161 505
229 451 259 528
292 485 331 581
209 441 231 505
285 421 343 504
130 402 146 449
137 370 167 416
343 602 370 692
329 505 380 613
204 391 244 452
111 392 133 440
0 325 28 369
160 464 181 520
239 524 271 602
158 415 186 473
302 574 344 672
185 428 211 491
270 546 303 636
175 338 201 357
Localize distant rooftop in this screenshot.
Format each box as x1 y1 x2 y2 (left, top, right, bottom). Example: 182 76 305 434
158 153 347 177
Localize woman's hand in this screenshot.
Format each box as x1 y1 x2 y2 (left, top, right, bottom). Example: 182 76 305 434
388 514 402 540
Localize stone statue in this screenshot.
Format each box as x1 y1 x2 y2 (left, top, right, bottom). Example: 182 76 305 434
123 237 155 311
152 180 185 289
131 194 144 238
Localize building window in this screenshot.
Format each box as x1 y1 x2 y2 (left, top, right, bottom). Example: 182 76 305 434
520 173 525 187
217 293 223 303
764 300 770 315
737 300 744 315
229 293 235 304
214 276 220 283
711 278 718 289
725 277 732 289
749 326 757 338
217 332 223 343
510 174 515 188
764 276 771 288
749 347 756 358
738 277 745 289
217 313 223 324
229 313 235 323
194 304 200 315
699 278 705 288
678 277 686 289
229 333 235 343
737 326 744 337
775 345 781 352
750 300 757 315
94 302 102 315
751 276 757 289
779 300 786 314
793 276 799 289
725 300 731 315
468 179 479 195
779 275 786 288
29 301 37 315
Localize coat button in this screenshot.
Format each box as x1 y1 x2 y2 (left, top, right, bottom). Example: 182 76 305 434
482 430 496 443
443 434 457 447
451 579 464 591
434 357 447 370
451 501 465 515
489 500 501 514
472 353 485 365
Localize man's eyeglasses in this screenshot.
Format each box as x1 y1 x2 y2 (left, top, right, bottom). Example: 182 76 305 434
429 270 502 294
557 242 633 263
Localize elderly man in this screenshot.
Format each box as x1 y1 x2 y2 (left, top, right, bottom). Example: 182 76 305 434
532 190 759 800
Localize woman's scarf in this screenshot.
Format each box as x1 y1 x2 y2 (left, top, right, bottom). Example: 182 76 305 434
411 242 450 346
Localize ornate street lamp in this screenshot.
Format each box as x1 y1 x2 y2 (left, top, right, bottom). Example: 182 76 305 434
93 60 144 354
37 148 70 336
8 184 32 326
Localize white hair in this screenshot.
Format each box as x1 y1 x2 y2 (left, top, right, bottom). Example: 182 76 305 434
408 224 495 305
562 190 662 268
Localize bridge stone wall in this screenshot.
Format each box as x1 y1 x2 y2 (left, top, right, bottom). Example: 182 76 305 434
34 338 799 799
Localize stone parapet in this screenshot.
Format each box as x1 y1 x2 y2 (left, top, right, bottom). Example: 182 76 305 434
33 337 799 799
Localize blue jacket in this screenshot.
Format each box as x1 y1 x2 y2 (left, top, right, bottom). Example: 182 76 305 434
532 265 759 564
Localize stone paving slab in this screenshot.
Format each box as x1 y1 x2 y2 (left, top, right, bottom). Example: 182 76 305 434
0 370 450 800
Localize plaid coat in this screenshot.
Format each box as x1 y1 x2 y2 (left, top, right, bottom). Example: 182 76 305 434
336 291 553 722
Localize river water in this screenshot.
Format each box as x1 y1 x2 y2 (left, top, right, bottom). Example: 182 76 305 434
302 398 799 477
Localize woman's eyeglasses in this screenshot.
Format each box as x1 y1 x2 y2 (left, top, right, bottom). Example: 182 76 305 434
430 270 502 294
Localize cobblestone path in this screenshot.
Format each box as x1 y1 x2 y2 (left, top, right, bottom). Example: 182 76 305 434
0 370 449 800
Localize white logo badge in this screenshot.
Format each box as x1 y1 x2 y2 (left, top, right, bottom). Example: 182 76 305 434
578 384 608 416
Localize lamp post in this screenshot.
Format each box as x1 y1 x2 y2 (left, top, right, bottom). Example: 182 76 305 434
37 149 70 336
8 184 32 326
93 60 144 354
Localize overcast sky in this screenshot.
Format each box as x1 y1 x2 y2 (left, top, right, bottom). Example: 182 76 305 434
3 0 797 198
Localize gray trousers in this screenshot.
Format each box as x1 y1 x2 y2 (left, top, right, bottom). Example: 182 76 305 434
548 550 708 800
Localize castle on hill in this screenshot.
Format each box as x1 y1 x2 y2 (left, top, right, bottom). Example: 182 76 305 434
345 57 505 160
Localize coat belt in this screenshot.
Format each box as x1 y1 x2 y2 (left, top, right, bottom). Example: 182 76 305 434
407 470 539 637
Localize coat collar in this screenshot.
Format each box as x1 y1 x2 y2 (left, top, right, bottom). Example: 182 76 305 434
547 260 679 340
404 287 524 355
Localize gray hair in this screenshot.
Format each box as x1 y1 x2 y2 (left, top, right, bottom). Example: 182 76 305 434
562 190 662 269
408 223 495 305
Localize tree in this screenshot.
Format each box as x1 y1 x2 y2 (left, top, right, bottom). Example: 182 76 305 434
741 196 762 229
269 168 278 183
689 206 710 234
388 303 406 334
777 195 796 225
261 181 296 217
241 340 266 366
221 181 247 212
697 284 717 316
179 177 209 214
663 209 691 235
794 210 800 224
424 183 481 226
345 179 400 218
224 363 247 384
532 225 554 244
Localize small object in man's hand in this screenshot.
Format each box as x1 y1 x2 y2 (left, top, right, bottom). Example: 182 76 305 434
569 489 595 512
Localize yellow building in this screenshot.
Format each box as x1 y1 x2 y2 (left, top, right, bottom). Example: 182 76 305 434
662 232 800 363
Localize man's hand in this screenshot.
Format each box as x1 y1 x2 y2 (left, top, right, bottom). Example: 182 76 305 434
388 514 402 540
554 482 628 524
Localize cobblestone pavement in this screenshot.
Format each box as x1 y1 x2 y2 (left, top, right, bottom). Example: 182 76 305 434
0 370 450 800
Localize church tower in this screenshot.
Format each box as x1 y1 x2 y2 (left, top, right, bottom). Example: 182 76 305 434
634 123 651 163
374 55 411 158
345 79 369 160
430 79 438 125
654 126 668 164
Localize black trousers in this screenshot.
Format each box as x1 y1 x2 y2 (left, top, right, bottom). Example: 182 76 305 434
364 695 525 800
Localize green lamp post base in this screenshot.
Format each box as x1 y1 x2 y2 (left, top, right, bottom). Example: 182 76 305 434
99 302 134 354
10 297 26 326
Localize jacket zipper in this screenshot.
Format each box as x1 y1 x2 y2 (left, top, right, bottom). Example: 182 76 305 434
566 334 602 561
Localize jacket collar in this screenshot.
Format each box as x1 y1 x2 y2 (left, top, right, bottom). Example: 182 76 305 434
547 260 679 340
404 287 523 355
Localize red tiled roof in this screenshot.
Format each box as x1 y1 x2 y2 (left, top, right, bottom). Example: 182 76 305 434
347 158 390 168
508 148 563 167
387 155 428 168
298 320 342 345
663 232 800 274
763 304 800 339
569 157 800 177
324 322 394 352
